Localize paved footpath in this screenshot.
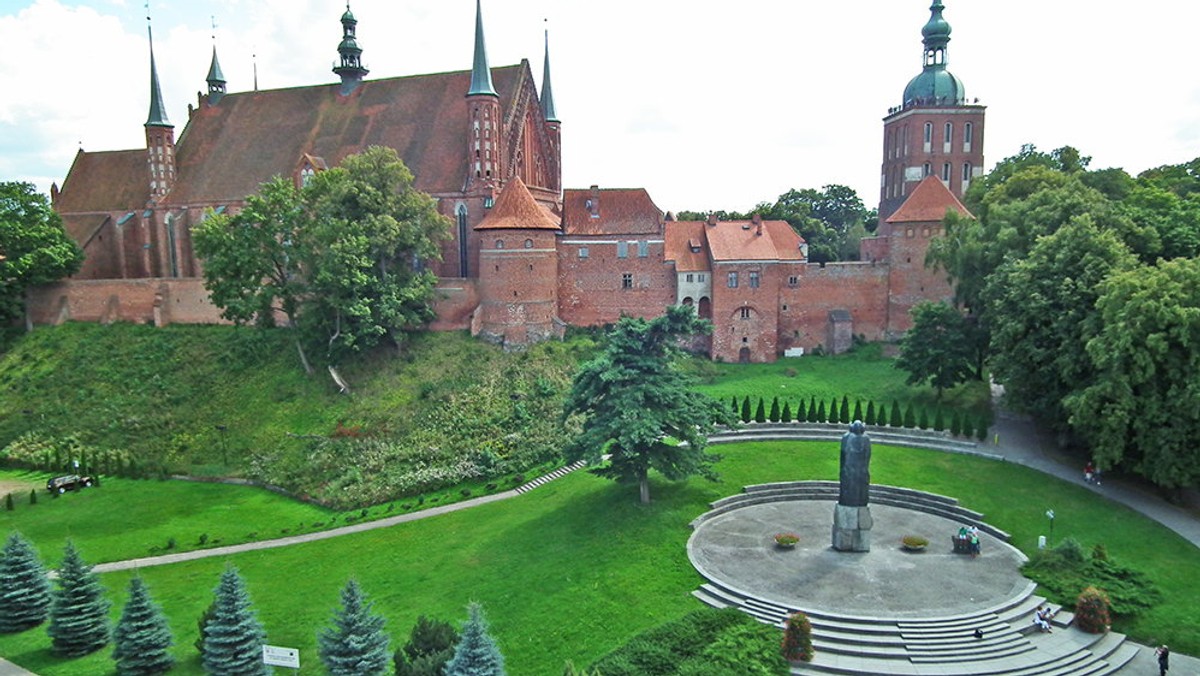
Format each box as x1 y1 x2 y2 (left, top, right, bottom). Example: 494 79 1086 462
988 403 1200 675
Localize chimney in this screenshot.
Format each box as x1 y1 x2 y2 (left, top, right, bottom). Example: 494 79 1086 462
707 212 718 227
588 184 600 217
753 213 763 236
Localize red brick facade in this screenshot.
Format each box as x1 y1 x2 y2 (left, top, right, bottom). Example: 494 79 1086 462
35 4 979 363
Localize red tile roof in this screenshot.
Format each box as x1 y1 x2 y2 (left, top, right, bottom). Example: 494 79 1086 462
705 219 806 262
664 221 710 272
561 188 662 236
157 64 527 206
886 176 973 223
475 176 559 230
56 149 150 213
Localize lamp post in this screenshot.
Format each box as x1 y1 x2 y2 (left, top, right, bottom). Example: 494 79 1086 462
215 425 228 466
1045 509 1055 544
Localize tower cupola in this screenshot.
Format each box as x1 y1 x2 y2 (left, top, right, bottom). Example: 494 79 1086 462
206 46 227 104
901 0 965 107
332 3 369 94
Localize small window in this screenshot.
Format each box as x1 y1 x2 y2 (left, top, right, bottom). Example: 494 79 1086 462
942 163 952 182
495 239 504 249
524 238 533 249
698 274 707 282
963 122 974 152
788 275 798 287
622 273 633 289
739 307 751 320
617 241 628 258
637 240 649 257
727 272 738 288
943 122 953 152
962 162 972 182
686 273 694 283
578 247 589 259
923 122 933 152
749 271 760 288
923 162 931 177
782 304 788 311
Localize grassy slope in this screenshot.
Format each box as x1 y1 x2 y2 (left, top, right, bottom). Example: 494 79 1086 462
0 442 1197 674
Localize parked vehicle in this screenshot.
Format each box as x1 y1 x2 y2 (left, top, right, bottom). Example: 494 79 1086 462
46 474 94 494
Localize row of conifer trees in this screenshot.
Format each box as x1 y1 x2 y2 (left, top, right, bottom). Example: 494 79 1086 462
729 394 990 441
0 532 506 675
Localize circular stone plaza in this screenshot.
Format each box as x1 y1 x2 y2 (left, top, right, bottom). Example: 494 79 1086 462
686 482 1138 675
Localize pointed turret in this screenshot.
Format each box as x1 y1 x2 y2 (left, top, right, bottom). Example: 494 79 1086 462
467 0 497 97
145 27 171 128
144 22 175 198
206 46 226 104
465 0 502 193
332 3 368 95
540 30 558 122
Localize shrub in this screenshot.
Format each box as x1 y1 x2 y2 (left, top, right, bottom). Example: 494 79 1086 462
591 608 753 674
889 400 903 427
198 534 209 545
917 408 929 430
798 398 809 423
864 401 876 426
815 401 826 423
975 417 989 441
1075 586 1111 633
395 615 458 676
903 404 916 428
4 494 11 511
781 611 814 662
901 535 929 549
165 537 176 550
741 398 752 423
700 621 789 675
852 400 863 424
754 398 766 423
839 396 850 424
28 489 36 505
774 533 800 547
933 408 945 431
950 411 962 436
768 397 780 422
780 402 792 423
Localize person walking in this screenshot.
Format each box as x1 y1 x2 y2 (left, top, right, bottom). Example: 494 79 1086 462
1156 644 1170 675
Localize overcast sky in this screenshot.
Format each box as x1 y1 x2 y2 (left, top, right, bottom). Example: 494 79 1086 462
3 0 1200 214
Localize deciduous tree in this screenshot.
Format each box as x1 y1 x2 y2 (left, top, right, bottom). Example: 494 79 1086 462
563 305 731 503
894 301 979 398
0 181 83 324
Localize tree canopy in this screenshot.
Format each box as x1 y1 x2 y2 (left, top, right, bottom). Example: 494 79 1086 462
193 146 450 378
563 305 732 503
894 301 982 398
0 181 83 323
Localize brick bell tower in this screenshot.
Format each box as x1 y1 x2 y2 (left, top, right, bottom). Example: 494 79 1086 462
879 0 985 221
144 19 175 199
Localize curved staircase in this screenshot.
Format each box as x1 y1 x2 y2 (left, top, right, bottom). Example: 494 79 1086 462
689 482 1138 676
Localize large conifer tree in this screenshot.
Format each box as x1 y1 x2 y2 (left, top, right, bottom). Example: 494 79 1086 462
47 541 109 656
202 566 269 676
112 577 174 675
444 603 505 676
0 531 51 633
318 579 390 675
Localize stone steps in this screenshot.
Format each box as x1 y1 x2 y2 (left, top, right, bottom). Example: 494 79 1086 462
709 423 997 459
513 459 587 494
691 484 1133 675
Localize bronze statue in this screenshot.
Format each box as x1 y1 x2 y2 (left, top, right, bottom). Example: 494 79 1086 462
838 420 871 507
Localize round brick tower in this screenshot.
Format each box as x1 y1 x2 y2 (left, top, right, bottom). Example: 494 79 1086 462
473 176 563 347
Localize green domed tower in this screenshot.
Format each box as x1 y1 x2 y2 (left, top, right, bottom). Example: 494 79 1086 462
879 0 985 220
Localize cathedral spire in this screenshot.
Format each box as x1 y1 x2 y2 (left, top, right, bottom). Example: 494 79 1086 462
332 3 368 94
467 0 497 97
145 23 171 128
541 28 559 122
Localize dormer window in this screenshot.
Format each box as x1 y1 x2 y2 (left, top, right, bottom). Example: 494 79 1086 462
300 166 315 187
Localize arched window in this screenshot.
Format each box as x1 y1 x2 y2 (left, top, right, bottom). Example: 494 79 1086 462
495 239 504 249
456 204 469 277
524 238 533 249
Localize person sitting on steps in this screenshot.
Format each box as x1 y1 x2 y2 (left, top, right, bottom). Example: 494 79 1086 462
1033 605 1053 632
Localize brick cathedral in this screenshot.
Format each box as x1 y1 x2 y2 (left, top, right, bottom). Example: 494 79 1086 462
35 0 983 363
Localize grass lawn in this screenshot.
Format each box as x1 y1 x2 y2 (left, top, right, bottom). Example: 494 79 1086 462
1 441 1196 674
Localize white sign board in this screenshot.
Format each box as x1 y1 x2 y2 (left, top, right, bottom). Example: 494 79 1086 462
263 645 300 669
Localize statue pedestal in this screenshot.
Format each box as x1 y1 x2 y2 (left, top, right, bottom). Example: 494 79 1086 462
832 504 873 552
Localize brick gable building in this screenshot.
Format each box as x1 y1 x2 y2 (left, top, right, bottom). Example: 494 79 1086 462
32 1 980 362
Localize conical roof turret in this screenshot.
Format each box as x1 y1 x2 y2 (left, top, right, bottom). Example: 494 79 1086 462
541 30 559 122
145 26 171 128
468 0 497 97
206 45 227 102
